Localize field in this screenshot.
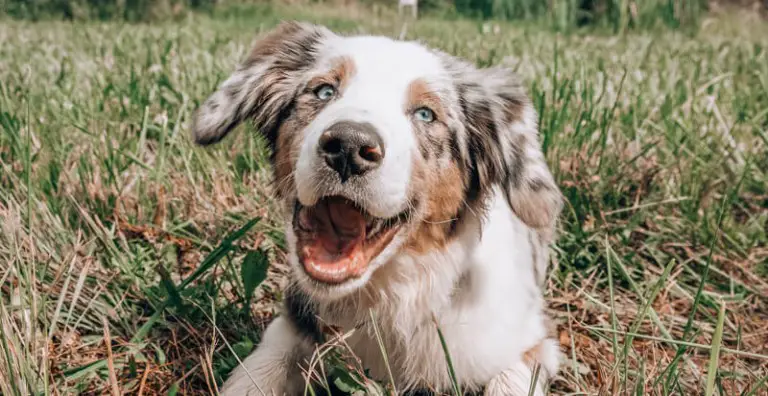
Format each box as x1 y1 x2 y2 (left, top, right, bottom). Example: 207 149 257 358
1 2 767 395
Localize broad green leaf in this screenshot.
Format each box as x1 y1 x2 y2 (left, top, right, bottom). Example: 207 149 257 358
241 248 269 303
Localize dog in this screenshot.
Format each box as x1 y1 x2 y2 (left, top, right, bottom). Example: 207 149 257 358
191 21 563 395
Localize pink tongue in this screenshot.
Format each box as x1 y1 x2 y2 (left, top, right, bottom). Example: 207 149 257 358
327 198 367 239
299 198 368 283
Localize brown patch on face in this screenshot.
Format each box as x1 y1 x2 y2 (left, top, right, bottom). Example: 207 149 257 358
272 56 358 200
404 157 466 254
405 79 447 121
273 120 301 199
401 79 468 254
407 79 456 162
308 56 357 92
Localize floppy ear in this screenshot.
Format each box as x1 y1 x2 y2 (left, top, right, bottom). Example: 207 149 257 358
453 64 563 231
191 21 332 146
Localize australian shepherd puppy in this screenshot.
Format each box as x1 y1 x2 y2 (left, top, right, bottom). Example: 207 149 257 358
191 21 564 396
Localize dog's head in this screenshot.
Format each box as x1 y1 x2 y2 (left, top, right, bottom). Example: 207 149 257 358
192 22 562 300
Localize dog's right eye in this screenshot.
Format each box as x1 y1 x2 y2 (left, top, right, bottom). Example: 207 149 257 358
314 84 336 101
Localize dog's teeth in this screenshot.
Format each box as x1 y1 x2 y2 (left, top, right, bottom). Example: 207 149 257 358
369 221 383 237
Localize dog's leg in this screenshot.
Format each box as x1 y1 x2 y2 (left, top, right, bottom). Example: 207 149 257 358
484 339 560 396
220 316 313 396
484 362 544 396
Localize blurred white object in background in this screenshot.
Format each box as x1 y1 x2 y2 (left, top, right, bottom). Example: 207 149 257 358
398 0 417 18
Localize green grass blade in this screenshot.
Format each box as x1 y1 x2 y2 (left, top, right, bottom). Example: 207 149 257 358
705 301 725 396
369 309 398 395
433 315 462 396
179 216 261 289
527 363 542 396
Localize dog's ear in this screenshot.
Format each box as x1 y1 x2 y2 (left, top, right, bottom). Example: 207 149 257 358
452 64 563 230
191 21 332 146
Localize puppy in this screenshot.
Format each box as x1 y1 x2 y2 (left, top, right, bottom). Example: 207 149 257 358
191 21 563 396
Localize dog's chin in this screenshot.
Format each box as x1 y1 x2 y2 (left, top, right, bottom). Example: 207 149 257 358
289 196 409 299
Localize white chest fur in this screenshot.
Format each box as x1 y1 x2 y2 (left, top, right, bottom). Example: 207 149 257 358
317 189 554 392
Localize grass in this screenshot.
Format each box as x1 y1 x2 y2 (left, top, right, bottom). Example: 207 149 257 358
1 2 767 395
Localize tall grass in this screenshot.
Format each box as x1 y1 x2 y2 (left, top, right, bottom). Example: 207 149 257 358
0 0 217 21
451 0 709 31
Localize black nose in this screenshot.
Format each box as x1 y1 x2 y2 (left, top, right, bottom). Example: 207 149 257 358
318 121 384 182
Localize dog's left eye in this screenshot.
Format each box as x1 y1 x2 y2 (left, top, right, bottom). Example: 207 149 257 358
314 84 336 101
414 107 435 123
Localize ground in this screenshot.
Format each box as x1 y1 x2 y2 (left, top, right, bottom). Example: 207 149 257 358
0 3 767 395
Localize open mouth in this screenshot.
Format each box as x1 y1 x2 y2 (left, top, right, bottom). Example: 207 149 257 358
293 196 407 284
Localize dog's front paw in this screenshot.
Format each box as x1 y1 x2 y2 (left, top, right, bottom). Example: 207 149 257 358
220 317 311 396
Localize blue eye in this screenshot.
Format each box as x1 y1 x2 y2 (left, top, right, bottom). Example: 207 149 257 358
414 107 435 123
315 84 336 101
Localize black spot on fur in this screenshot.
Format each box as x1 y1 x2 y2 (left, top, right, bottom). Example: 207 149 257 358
448 129 463 165
459 81 481 96
226 83 242 103
419 135 432 160
461 97 503 204
426 132 442 156
528 178 548 192
465 147 483 203
266 98 298 165
283 284 324 344
498 91 525 123
503 134 526 190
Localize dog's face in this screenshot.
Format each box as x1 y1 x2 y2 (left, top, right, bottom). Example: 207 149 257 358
192 22 562 300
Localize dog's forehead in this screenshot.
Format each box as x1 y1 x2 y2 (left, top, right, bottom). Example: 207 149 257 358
319 35 446 87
